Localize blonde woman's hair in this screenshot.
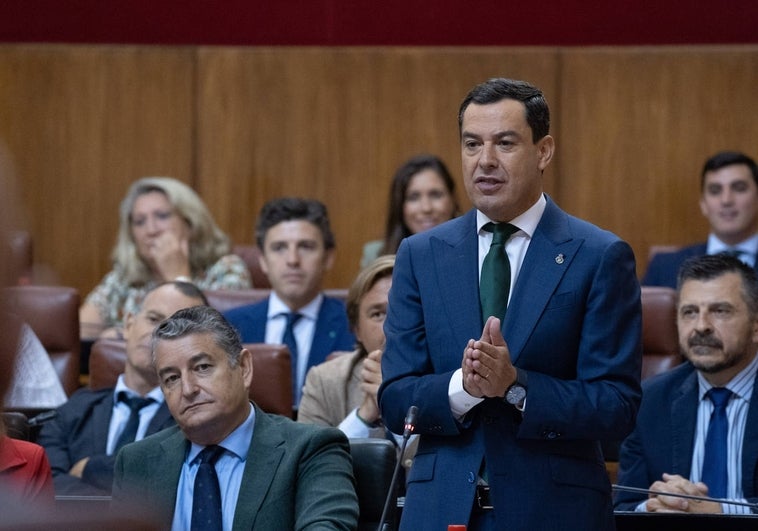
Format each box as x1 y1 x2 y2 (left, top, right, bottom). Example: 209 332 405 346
113 177 231 285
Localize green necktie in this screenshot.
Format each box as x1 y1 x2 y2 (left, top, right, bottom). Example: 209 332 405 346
480 222 519 321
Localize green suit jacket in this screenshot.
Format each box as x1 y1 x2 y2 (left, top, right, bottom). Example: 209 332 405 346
112 403 358 530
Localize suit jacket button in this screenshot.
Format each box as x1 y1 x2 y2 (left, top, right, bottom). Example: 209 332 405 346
468 472 476 483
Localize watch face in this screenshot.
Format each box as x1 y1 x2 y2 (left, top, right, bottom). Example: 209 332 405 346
506 385 527 405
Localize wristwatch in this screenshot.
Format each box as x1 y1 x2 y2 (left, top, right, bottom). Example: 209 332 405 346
504 368 528 406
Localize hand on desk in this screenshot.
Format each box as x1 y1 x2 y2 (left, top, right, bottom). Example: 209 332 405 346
646 473 722 513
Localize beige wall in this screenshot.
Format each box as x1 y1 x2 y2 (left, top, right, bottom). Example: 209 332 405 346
1 44 757 297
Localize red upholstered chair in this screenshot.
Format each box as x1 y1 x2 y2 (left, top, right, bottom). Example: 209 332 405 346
232 244 271 289
89 339 293 417
641 286 683 380
3 285 80 395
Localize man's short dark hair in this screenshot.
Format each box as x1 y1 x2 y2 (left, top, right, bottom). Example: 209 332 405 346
254 197 335 250
458 78 550 143
700 151 758 190
677 253 758 316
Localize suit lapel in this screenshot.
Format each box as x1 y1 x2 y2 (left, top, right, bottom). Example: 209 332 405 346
671 370 698 476
155 429 188 526
310 298 339 367
504 200 581 364
232 406 285 530
430 211 483 343
92 393 114 453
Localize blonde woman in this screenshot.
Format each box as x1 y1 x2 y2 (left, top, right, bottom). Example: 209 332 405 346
80 177 250 338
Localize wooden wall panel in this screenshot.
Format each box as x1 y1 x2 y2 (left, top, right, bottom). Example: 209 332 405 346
196 47 558 287
0 45 195 298
558 46 758 275
1 44 757 298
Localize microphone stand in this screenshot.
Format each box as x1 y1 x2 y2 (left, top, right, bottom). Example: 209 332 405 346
612 484 758 510
378 406 418 531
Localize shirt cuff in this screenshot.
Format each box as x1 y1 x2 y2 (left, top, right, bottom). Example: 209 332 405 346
337 408 373 439
449 368 484 420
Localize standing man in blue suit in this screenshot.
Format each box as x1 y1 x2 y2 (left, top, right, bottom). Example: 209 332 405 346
378 78 642 530
224 198 355 410
616 254 758 514
643 151 758 288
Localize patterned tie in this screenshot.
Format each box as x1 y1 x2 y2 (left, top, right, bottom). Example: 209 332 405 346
701 387 732 499
114 392 154 453
282 312 303 405
480 222 519 321
191 445 224 531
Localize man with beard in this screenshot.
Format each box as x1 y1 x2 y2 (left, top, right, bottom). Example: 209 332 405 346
616 253 758 513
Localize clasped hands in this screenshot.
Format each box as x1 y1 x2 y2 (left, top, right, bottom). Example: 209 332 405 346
357 349 383 424
645 473 722 513
462 316 517 398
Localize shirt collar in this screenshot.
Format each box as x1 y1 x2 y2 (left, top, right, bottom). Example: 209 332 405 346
267 290 323 321
476 193 546 238
113 373 164 404
697 351 758 400
706 233 758 256
186 402 255 464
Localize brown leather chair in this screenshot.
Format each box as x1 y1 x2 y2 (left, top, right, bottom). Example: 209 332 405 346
232 244 271 289
641 285 683 380
89 339 293 417
3 285 80 395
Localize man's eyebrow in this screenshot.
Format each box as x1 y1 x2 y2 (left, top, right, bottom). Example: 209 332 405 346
157 352 213 377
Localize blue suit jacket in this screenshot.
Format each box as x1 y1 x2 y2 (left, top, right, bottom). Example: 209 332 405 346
223 295 355 378
643 243 758 288
641 243 707 288
112 404 359 530
37 386 174 495
615 362 758 511
379 198 642 530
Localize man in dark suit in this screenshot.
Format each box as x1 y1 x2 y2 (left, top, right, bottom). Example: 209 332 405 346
38 280 208 495
643 151 758 288
112 305 358 530
378 78 642 530
616 254 758 513
224 198 355 408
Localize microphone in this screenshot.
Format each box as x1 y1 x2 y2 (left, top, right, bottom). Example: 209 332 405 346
27 410 57 427
612 484 758 510
378 405 418 531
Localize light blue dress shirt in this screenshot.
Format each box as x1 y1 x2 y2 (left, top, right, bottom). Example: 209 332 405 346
172 404 256 531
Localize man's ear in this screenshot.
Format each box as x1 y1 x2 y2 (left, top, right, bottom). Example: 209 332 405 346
324 248 335 271
239 348 254 388
123 311 137 341
536 135 555 171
